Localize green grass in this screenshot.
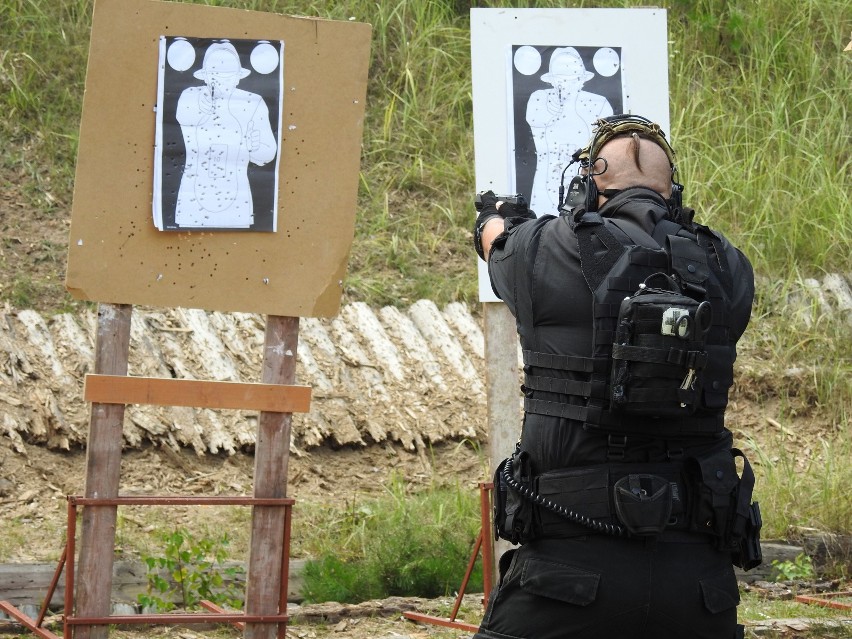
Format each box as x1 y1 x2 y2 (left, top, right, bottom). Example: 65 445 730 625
297 475 482 603
746 433 852 543
670 0 851 273
1 0 849 299
1 0 849 293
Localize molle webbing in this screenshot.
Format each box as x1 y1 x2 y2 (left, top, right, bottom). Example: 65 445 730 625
521 375 604 400
522 350 605 374
611 343 708 369
522 349 724 434
522 394 725 434
522 349 609 401
523 397 588 423
520 211 734 435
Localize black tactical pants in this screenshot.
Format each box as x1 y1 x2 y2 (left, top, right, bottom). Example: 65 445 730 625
473 534 743 639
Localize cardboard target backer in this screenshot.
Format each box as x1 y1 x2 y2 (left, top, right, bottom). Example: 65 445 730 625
66 0 371 317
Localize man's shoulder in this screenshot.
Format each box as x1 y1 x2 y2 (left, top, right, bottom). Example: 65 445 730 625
692 221 747 255
505 213 560 235
489 214 562 258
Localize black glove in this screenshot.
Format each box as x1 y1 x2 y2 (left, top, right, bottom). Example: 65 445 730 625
473 191 534 260
475 191 533 222
497 197 534 221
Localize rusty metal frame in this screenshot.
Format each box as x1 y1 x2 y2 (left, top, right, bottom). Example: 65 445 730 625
0 495 294 639
795 591 852 611
0 600 61 639
403 482 494 632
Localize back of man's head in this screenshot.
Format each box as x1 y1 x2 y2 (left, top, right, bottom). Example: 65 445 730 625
594 134 673 199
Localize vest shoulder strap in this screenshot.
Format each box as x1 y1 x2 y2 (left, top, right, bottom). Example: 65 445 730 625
574 213 657 292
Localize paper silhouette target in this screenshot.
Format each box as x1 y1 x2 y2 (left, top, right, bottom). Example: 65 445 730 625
511 45 621 216
154 37 283 231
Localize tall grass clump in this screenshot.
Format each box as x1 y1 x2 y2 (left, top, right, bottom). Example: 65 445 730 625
745 434 852 541
0 0 91 209
669 0 851 274
296 476 482 603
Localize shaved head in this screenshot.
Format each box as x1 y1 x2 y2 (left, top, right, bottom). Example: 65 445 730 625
593 133 673 201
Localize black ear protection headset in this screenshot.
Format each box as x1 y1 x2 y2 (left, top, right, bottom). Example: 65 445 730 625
558 114 683 214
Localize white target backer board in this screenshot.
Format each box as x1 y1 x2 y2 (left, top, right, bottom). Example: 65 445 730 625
471 8 670 302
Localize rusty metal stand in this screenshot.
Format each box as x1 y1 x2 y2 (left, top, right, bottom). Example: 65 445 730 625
795 591 852 611
0 601 61 639
0 495 294 639
403 482 494 633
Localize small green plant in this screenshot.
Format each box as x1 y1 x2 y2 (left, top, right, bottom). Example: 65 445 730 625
771 552 816 582
300 476 482 604
7 276 37 308
138 528 244 612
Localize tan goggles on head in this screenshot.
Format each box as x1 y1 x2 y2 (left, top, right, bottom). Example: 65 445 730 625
573 115 676 169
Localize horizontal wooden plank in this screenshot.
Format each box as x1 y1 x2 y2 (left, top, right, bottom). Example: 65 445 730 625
84 375 311 413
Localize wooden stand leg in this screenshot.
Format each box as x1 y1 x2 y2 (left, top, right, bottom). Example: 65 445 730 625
74 304 132 639
483 302 521 576
244 315 299 639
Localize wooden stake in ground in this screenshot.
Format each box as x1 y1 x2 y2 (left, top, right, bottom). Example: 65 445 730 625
244 315 300 639
483 302 522 578
74 303 132 639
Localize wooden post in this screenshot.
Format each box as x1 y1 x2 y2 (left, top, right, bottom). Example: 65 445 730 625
74 303 132 639
482 302 521 580
244 315 299 639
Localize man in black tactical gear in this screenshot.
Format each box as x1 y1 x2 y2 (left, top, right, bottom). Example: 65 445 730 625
472 115 758 639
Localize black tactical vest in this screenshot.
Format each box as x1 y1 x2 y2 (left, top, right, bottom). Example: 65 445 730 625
521 203 737 438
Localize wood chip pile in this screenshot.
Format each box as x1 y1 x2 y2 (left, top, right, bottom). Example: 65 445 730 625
0 300 496 455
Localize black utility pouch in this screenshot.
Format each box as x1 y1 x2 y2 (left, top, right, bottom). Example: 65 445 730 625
732 501 763 570
612 474 673 536
535 466 610 537
610 275 712 417
687 449 739 540
493 451 535 544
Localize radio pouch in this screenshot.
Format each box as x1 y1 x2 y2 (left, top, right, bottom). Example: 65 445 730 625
732 501 763 570
687 448 763 570
612 474 673 536
729 448 763 570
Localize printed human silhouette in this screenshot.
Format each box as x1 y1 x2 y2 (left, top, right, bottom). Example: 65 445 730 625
175 41 276 228
525 47 613 214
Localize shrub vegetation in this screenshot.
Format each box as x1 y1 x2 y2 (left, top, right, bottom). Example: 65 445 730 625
298 476 482 603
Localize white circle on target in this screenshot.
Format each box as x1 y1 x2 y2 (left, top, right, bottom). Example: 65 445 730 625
251 41 279 74
593 47 620 77
514 46 542 76
167 38 195 72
